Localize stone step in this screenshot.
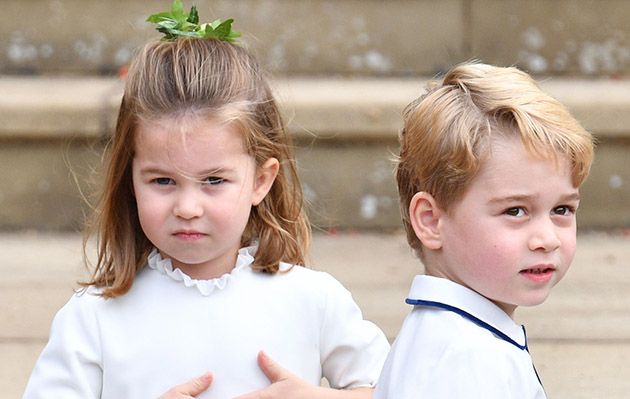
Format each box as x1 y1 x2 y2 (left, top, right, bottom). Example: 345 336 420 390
2 0 629 77
1 231 629 398
1 76 629 230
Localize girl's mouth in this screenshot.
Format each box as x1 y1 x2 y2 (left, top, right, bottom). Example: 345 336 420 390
174 231 206 240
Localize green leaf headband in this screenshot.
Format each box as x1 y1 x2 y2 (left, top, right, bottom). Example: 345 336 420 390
147 0 241 43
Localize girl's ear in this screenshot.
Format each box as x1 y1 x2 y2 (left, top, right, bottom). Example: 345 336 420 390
409 192 443 250
252 158 280 206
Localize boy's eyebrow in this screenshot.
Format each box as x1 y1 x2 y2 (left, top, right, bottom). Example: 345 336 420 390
489 192 581 204
559 192 581 202
488 194 537 204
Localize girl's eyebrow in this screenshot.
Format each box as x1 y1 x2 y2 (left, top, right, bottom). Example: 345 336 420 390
137 166 169 175
197 167 232 175
138 165 232 176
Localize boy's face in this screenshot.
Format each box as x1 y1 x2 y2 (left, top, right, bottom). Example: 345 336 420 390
434 136 580 316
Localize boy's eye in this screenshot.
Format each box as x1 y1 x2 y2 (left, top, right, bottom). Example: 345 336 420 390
204 176 225 185
505 207 525 217
153 177 174 185
553 205 575 216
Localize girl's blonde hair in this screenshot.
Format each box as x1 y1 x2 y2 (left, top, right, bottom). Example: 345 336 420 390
82 38 310 298
397 62 594 258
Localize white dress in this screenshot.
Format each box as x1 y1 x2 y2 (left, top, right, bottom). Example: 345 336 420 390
24 246 390 399
375 275 546 399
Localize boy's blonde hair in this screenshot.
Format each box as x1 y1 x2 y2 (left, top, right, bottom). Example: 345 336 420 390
397 62 594 258
82 38 310 298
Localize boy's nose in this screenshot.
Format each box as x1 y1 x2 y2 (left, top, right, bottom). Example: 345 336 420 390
173 190 204 219
528 218 561 252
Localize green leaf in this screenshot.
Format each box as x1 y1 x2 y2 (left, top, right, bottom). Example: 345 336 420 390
171 0 185 20
147 1 241 43
187 5 199 24
209 19 221 30
146 12 174 23
213 19 233 37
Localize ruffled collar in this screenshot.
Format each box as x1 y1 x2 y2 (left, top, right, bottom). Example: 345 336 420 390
146 246 256 296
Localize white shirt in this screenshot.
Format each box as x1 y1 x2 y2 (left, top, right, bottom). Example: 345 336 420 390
24 246 389 399
375 275 546 399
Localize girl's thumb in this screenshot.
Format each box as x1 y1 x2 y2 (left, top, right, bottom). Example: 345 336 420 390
256 351 289 383
178 372 213 396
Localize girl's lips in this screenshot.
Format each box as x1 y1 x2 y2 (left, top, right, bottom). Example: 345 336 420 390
173 231 206 240
519 265 556 283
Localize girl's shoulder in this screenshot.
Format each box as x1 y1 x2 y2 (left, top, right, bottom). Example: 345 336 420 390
276 262 345 287
257 262 354 303
46 287 109 335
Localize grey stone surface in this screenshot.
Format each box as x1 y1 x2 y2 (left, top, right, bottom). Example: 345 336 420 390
0 140 100 230
471 0 630 76
1 76 629 229
2 0 629 76
1 0 463 76
1 231 629 398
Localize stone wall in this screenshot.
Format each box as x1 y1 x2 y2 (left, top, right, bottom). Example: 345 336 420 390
2 0 629 77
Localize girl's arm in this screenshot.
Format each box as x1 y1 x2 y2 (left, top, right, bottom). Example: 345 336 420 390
234 352 373 399
23 295 103 399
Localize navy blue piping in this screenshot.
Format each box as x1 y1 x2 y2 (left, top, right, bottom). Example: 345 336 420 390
405 298 527 350
406 298 544 386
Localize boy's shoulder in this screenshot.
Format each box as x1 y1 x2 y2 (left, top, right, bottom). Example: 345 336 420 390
381 296 542 397
402 301 518 355
398 275 529 362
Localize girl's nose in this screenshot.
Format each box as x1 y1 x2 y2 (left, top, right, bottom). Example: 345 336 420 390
528 218 561 252
173 190 204 219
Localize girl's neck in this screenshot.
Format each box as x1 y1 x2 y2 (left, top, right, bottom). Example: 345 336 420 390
166 251 239 280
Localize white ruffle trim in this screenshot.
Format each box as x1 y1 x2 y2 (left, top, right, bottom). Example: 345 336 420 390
147 246 257 296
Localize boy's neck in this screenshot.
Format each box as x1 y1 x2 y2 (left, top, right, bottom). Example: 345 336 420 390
423 265 518 319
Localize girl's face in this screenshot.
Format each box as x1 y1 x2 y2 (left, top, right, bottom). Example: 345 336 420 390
132 116 278 279
429 136 579 317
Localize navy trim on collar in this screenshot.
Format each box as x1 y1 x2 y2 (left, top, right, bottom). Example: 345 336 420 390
405 298 528 351
406 298 544 387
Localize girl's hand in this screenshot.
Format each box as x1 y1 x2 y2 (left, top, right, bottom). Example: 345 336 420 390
234 352 373 399
159 372 213 398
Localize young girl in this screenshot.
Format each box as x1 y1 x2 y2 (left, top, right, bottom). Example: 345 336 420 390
23 5 389 399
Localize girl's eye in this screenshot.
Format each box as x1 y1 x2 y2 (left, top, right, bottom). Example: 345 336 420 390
505 207 525 217
204 176 225 185
154 177 174 185
553 205 575 216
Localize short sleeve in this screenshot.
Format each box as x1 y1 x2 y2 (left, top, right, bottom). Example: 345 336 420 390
318 273 390 389
23 292 103 399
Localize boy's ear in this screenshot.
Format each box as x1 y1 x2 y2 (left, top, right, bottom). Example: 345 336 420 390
409 192 443 250
252 157 280 206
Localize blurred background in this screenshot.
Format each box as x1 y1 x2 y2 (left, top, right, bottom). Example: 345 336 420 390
1 0 629 398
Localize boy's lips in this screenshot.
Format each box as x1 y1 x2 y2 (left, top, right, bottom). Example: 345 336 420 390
519 264 556 283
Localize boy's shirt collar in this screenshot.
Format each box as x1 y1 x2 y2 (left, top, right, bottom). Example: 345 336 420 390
406 275 527 349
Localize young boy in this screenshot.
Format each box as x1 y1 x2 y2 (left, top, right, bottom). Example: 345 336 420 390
375 62 594 398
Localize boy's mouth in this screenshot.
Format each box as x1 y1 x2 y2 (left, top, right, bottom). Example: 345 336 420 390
519 264 556 282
